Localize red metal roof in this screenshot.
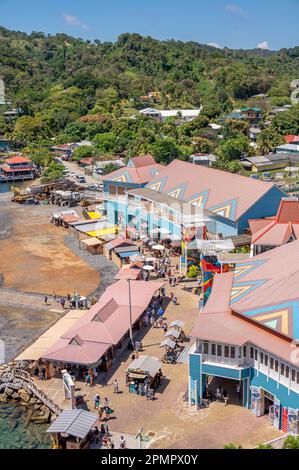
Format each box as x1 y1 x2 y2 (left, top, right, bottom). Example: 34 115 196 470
5 156 32 164
130 154 156 168
284 135 299 144
250 199 299 246
2 166 32 173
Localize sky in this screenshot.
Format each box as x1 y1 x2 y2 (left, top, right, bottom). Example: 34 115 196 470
0 0 298 50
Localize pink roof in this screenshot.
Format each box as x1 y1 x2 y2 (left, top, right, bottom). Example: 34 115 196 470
146 160 278 221
43 338 109 365
42 280 164 364
189 272 299 365
114 267 142 280
250 199 299 246
102 162 163 185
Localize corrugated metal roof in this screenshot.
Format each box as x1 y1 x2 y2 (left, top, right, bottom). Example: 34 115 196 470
47 409 98 439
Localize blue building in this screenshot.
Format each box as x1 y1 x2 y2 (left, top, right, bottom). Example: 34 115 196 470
103 159 286 238
102 154 163 227
188 241 299 432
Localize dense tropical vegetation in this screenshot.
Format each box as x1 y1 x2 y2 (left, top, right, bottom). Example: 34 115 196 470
1 27 299 175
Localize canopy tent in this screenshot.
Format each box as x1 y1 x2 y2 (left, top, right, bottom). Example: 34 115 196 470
165 329 180 340
126 355 161 378
152 244 165 251
160 339 176 349
47 409 98 440
129 253 144 262
170 320 185 329
119 251 140 259
143 265 155 271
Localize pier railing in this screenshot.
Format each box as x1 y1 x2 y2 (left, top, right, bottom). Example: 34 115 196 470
14 368 62 416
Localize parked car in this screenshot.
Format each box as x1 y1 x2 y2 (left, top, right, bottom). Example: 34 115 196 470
77 176 86 183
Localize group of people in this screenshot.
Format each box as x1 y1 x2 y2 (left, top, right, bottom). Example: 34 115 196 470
92 424 126 449
44 292 88 310
33 365 47 381
94 394 114 421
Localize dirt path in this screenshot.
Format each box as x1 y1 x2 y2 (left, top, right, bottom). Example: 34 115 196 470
0 193 100 296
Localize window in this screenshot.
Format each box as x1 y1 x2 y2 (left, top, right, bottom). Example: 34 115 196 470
203 342 209 354
109 185 117 195
243 346 247 358
260 352 264 364
224 346 229 358
254 349 258 361
275 360 279 372
280 363 285 376
250 347 254 359
217 345 222 357
230 347 235 359
265 355 268 367
211 344 216 356
286 366 290 379
270 358 274 370
118 187 125 196
297 372 299 385
292 369 296 382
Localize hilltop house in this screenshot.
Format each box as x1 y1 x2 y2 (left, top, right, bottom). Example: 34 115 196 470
0 155 34 182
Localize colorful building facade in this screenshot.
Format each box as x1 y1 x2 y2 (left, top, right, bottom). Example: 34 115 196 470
188 241 299 432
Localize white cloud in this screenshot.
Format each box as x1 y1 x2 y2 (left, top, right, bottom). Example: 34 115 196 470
63 14 89 31
257 41 269 50
208 42 222 49
225 4 245 16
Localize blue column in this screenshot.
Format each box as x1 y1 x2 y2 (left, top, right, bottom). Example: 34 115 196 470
189 353 202 404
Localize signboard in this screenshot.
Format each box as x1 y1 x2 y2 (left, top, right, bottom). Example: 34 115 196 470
282 407 288 433
273 398 281 429
288 408 298 435
250 386 261 415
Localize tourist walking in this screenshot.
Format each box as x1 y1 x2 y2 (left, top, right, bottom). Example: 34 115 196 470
44 296 48 305
94 393 100 409
34 366 39 380
223 390 229 406
41 367 46 381
216 386 222 402
236 383 241 400
114 379 119 394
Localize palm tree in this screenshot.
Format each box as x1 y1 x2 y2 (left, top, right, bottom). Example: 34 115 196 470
283 435 299 449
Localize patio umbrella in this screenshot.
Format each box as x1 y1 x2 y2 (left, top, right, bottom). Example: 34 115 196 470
143 265 155 271
152 244 165 251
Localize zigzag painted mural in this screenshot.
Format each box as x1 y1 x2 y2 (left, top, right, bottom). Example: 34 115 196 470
164 183 187 200
147 176 168 192
186 190 209 208
238 301 299 339
208 198 238 221
111 170 132 183
233 259 268 280
230 279 268 304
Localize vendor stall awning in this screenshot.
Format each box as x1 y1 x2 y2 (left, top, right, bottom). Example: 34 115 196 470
160 339 176 349
47 409 98 439
119 251 140 258
126 355 161 377
165 329 180 339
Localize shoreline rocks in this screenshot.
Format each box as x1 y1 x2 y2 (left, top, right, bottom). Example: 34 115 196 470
0 364 52 425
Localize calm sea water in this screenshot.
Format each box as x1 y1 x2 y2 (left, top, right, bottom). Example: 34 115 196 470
0 402 51 449
0 181 31 193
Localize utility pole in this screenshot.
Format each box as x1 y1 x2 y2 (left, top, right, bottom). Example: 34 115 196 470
127 278 133 347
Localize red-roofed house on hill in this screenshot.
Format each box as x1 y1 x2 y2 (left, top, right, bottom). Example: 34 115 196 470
102 154 164 226
284 135 299 144
188 241 299 430
249 197 299 255
0 155 35 182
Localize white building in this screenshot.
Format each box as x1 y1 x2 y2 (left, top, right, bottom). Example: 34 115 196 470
139 107 201 122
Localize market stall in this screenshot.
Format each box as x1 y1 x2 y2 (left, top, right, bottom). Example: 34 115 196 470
126 355 161 397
